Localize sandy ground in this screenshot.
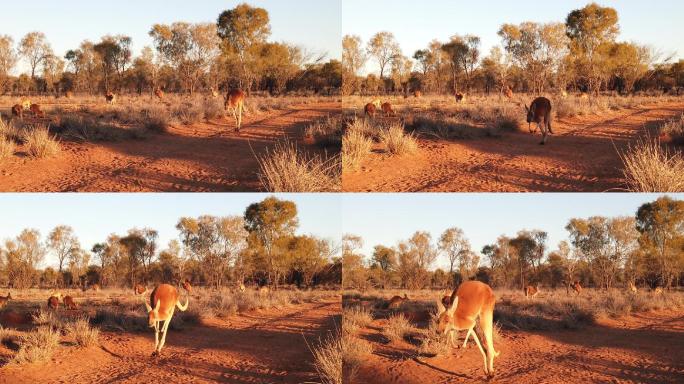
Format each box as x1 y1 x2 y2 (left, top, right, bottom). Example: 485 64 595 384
351 309 684 384
343 102 684 192
0 296 339 384
0 102 338 192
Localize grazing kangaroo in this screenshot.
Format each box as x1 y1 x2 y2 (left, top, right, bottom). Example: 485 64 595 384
224 89 245 133
524 284 540 298
364 103 377 118
525 97 553 145
381 102 395 117
47 292 62 310
387 293 409 309
145 283 190 356
105 92 116 104
29 104 45 118
63 295 78 310
0 292 11 309
436 281 499 377
11 104 23 119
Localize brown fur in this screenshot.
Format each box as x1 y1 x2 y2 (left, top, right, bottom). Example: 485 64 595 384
381 102 395 117
65 91 74 99
570 281 582 295
504 87 513 99
11 104 23 118
154 88 164 100
364 103 376 118
0 292 11 309
525 97 553 145
91 284 101 291
387 294 409 309
524 285 540 298
47 296 60 310
63 295 78 310
146 283 189 355
29 104 45 118
436 281 499 377
181 279 192 292
414 90 422 98
105 92 116 104
224 89 246 132
454 93 465 103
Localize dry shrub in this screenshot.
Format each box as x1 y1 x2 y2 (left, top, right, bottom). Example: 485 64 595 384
418 314 451 357
173 101 204 125
203 98 224 120
383 313 413 342
0 117 23 142
0 137 16 159
12 326 60 364
346 118 381 140
68 317 99 347
342 129 372 171
306 116 343 147
555 99 578 118
409 114 481 139
620 137 684 192
379 123 418 155
660 113 684 145
312 330 343 384
142 107 170 133
342 306 373 335
258 141 341 192
23 126 60 158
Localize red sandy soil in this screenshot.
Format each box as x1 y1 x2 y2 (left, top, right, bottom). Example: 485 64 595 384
0 102 338 192
0 297 340 384
343 102 684 192
353 309 684 384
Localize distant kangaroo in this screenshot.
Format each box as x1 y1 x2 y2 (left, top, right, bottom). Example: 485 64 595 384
11 104 23 119
224 89 245 133
381 102 395 117
364 103 377 118
0 292 11 309
525 97 553 145
387 293 409 309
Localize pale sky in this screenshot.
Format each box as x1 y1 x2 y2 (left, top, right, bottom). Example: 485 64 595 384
343 0 684 75
341 193 683 271
0 193 342 268
4 0 341 75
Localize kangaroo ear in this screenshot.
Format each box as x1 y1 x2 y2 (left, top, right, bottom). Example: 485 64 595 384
436 298 446 316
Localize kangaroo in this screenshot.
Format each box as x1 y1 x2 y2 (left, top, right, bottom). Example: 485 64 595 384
0 292 11 309
381 102 395 117
364 103 377 118
525 97 553 145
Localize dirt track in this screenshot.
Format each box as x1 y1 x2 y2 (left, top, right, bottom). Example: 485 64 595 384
353 310 684 384
0 298 339 384
343 102 684 192
0 102 338 192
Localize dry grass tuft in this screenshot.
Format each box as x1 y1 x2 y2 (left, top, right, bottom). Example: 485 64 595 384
660 113 684 145
24 126 61 158
12 326 60 364
312 330 343 384
379 123 418 155
383 313 413 342
342 129 372 171
620 137 684 192
305 115 343 147
342 306 373 335
258 141 341 192
0 137 16 159
68 317 99 347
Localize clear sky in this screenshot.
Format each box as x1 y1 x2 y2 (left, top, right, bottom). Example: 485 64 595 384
341 193 684 271
5 0 341 75
0 193 342 268
343 0 684 75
